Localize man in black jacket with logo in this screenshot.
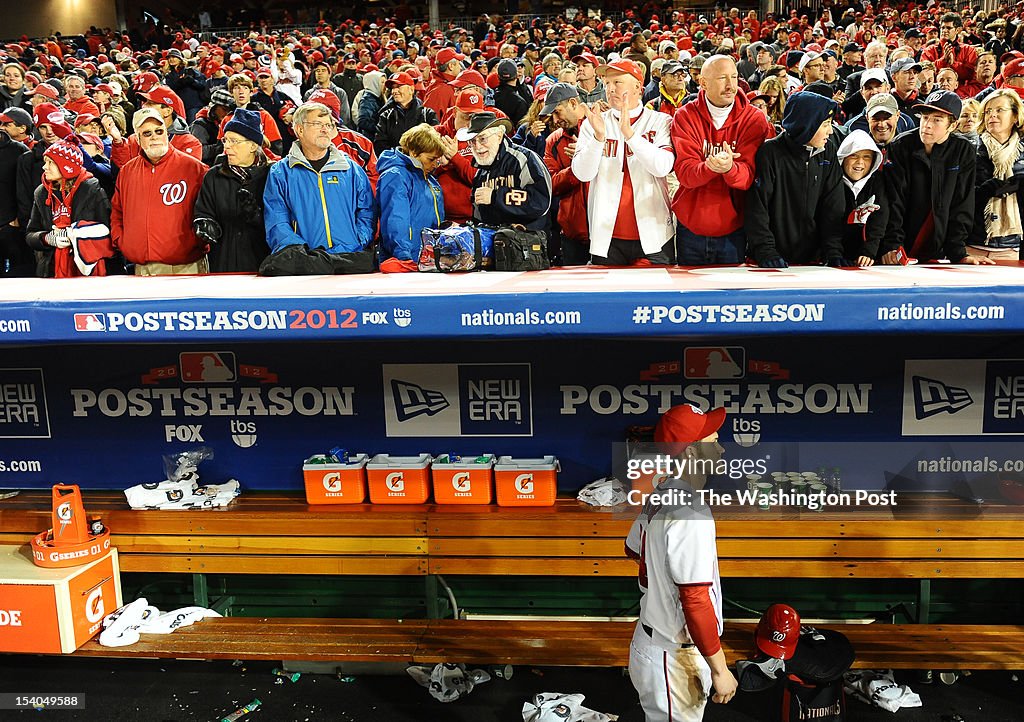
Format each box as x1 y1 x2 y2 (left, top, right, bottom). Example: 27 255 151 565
374 72 438 155
746 92 846 267
881 90 993 265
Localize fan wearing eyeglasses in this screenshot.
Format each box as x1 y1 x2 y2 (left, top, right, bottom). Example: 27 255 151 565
263 102 375 258
110 107 209 275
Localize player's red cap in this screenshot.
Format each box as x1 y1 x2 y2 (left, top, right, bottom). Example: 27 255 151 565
755 604 801 660
654 404 726 445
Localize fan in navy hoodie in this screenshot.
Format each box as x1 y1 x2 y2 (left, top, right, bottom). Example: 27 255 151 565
746 92 846 267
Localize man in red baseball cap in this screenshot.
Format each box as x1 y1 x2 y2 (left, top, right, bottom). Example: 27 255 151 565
572 52 606 104
105 85 203 169
432 88 486 224
573 58 677 266
374 71 437 154
625 401 738 720
423 46 466 117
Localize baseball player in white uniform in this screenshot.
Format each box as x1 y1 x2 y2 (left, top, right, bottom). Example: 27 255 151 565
625 403 738 721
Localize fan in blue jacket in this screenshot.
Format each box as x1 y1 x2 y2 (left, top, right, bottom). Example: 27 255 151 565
263 102 375 255
377 124 446 272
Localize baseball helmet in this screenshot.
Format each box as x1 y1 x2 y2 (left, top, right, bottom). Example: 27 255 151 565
755 603 801 659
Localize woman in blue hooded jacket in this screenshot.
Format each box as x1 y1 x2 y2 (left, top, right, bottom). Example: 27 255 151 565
377 123 446 272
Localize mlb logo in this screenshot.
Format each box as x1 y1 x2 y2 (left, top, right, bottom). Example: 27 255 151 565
74 313 106 332
179 352 237 383
684 347 745 379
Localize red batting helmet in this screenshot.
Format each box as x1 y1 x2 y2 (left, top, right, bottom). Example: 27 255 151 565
755 604 801 659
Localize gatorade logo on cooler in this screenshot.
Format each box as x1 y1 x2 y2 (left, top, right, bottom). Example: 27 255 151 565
85 588 105 624
0 610 23 626
386 472 405 493
514 474 534 495
322 472 342 492
452 472 472 496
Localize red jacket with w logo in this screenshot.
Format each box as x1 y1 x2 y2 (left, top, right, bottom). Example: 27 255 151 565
111 145 208 265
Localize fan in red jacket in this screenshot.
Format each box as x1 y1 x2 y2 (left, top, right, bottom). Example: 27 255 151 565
423 47 466 118
433 89 482 223
110 108 209 275
541 84 589 266
671 56 775 265
105 85 203 169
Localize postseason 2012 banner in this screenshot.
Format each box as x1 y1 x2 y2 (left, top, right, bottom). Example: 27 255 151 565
0 335 1023 496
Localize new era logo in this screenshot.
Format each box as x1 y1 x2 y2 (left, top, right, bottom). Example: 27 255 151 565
391 379 449 422
74 313 106 332
913 376 973 419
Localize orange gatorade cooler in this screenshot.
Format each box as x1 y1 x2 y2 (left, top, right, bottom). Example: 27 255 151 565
367 454 432 504
0 544 122 654
494 456 560 506
431 454 495 504
303 453 369 504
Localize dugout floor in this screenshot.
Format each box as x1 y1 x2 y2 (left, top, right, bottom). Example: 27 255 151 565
0 655 1019 721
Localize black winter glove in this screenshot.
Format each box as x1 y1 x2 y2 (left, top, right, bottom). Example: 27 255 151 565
825 256 852 268
193 217 223 245
757 254 789 268
237 188 263 219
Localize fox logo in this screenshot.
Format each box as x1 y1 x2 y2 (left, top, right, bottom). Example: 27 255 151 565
514 474 534 495
386 472 405 492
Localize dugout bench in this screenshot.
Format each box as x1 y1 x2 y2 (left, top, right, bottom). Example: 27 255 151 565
3 490 1024 669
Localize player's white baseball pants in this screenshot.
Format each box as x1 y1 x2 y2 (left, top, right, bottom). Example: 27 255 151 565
629 624 712 722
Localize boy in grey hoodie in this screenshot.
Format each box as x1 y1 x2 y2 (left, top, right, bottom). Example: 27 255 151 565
837 129 888 265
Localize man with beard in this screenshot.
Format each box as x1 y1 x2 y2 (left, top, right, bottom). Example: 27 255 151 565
457 111 551 231
542 83 589 265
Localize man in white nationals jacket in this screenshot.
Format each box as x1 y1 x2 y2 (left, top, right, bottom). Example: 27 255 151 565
571 58 676 265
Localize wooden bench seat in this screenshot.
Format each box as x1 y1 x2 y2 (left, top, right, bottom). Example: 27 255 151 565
70 618 1024 670
4 491 1023 579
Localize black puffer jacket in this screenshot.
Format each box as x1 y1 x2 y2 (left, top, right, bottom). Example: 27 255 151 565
745 132 845 264
882 129 976 262
0 133 30 275
193 154 272 273
16 141 47 227
373 97 437 155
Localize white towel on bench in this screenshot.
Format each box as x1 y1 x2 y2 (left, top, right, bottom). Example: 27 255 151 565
99 596 222 647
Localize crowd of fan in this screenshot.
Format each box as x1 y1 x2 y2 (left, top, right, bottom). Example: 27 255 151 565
4 4 1024 276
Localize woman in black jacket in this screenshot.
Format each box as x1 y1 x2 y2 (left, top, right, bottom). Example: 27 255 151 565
970 88 1024 261
192 108 272 273
25 140 113 278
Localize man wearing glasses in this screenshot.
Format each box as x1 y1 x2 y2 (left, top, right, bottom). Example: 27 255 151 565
110 107 209 275
263 102 375 256
456 111 551 232
920 13 979 86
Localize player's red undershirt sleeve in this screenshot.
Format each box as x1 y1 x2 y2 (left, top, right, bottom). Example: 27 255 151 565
678 583 721 656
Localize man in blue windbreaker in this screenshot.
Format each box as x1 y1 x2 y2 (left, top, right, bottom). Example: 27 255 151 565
263 102 375 254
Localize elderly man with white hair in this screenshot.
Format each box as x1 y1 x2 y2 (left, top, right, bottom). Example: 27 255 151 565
572 58 675 266
457 111 552 231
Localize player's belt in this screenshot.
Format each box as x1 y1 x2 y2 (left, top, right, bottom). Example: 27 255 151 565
642 623 694 648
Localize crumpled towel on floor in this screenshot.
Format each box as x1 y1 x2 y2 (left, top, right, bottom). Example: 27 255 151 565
99 597 222 647
523 692 619 722
843 669 923 712
406 662 491 702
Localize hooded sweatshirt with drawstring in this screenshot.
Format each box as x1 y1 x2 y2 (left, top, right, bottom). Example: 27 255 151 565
356 71 385 141
837 129 888 261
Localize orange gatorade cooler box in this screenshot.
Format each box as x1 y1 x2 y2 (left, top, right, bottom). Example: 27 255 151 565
431 454 495 504
0 544 122 654
367 454 432 504
303 453 369 504
494 456 560 506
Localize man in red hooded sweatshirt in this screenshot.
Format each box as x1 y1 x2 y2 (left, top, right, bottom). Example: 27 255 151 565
433 88 481 224
423 47 466 117
671 55 773 264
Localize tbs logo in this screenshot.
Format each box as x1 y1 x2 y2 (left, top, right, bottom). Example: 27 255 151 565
393 308 412 327
231 420 257 448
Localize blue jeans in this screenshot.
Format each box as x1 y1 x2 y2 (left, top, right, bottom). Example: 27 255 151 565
676 224 746 266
